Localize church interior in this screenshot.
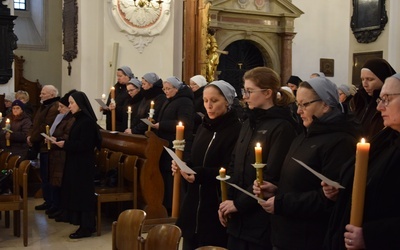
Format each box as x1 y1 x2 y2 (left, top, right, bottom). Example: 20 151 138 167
0 0 400 248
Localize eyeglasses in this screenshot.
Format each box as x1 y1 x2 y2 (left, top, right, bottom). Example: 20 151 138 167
241 88 268 98
295 99 322 109
376 93 400 107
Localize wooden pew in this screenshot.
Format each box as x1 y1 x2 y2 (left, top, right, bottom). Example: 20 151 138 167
99 130 170 221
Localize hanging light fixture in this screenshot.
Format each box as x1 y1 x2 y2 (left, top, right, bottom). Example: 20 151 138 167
133 0 163 9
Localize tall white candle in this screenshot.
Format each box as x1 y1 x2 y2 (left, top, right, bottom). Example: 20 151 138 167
127 106 132 129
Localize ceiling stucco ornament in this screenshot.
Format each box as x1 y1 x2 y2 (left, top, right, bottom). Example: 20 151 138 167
110 0 171 53
237 0 249 9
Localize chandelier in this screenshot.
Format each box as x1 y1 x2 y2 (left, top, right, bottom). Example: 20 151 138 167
133 0 163 9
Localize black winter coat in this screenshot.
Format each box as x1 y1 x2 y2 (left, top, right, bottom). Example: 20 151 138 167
62 111 101 214
0 112 32 159
104 82 130 132
156 85 194 155
176 109 241 247
132 79 166 134
350 88 383 140
325 128 400 250
227 106 298 248
272 112 360 250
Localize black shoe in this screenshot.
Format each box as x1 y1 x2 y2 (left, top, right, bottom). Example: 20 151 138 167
48 210 63 219
45 207 58 215
55 212 68 222
35 202 50 210
69 228 92 239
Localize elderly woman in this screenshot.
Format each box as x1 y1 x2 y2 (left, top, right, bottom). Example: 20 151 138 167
323 73 400 249
150 76 194 214
218 67 299 250
189 75 208 133
102 66 133 132
253 77 361 250
0 100 32 159
131 72 166 134
172 80 241 249
350 58 396 139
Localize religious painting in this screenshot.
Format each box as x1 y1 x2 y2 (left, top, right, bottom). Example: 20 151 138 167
350 0 388 43
352 51 383 87
320 58 334 77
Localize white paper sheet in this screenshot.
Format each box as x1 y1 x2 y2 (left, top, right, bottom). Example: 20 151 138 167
140 118 154 127
225 182 265 202
163 146 196 174
40 133 57 143
292 157 345 189
95 98 109 109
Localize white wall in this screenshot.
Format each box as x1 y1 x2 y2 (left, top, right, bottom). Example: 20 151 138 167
62 0 183 119
291 0 351 86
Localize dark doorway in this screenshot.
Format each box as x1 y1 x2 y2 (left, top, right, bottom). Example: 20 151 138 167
217 40 265 98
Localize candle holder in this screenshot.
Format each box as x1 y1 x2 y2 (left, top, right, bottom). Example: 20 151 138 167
252 163 266 198
148 108 155 118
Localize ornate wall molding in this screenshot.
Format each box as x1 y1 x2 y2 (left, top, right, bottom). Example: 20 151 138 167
110 0 171 53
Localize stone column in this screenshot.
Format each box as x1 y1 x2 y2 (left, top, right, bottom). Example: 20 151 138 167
279 32 296 85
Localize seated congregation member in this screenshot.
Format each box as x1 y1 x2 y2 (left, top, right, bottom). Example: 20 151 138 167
15 90 34 118
102 66 133 132
123 78 143 134
4 93 15 116
350 58 396 140
45 90 76 220
172 80 241 250
53 91 102 239
189 74 207 133
0 100 32 159
218 67 299 250
149 76 194 214
253 77 361 250
131 72 166 134
323 73 400 250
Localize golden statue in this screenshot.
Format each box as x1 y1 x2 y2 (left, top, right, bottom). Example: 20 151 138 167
206 28 219 82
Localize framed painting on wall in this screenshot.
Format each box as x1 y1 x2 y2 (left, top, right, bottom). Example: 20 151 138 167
352 51 383 87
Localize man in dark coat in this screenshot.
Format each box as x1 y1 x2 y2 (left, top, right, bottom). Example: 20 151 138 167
27 85 60 210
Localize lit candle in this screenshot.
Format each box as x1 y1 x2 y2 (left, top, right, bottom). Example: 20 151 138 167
255 142 262 164
0 112 2 119
150 101 155 109
110 87 115 99
46 125 51 150
5 118 10 146
350 138 370 226
127 106 132 129
172 121 185 218
101 93 106 102
110 87 116 131
219 167 228 201
176 121 184 141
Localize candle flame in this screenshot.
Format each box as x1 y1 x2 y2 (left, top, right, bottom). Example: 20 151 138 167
6 118 10 123
256 142 261 147
111 87 115 90
360 138 366 143
178 121 183 126
151 101 155 104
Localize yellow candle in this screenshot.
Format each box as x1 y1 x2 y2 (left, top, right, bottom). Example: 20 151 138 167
219 167 227 201
176 121 184 141
172 121 185 218
0 112 2 119
150 101 155 109
255 142 262 163
110 87 115 99
46 125 51 150
350 138 370 226
5 119 10 147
